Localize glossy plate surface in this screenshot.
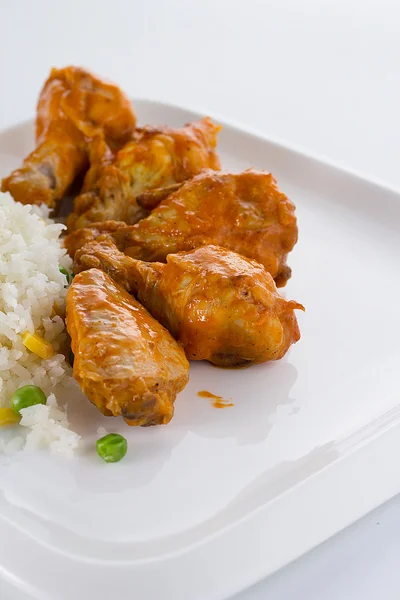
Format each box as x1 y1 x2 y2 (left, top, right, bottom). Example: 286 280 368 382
1 100 400 600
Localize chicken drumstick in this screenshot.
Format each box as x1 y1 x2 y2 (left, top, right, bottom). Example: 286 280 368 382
2 66 136 208
65 169 298 287
74 241 304 367
67 117 221 231
66 268 189 426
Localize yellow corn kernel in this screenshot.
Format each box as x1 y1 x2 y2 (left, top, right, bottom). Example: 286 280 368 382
0 407 20 427
22 332 54 359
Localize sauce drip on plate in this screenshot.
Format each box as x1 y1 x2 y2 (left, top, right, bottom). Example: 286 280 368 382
197 390 234 409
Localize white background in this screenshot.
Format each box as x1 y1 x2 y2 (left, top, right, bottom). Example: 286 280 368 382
1 0 400 598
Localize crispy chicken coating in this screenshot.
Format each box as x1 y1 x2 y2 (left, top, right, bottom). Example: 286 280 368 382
67 117 221 230
66 268 189 426
65 169 298 286
74 241 304 367
2 66 136 208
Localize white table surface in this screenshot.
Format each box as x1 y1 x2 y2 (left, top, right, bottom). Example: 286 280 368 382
1 1 400 598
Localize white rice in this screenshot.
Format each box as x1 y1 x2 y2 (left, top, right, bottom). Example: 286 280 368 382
20 393 80 457
0 192 80 456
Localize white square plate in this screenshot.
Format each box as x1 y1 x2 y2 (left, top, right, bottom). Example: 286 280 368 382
1 100 400 600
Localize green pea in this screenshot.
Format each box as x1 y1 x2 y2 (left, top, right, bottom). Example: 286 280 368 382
11 385 47 414
59 266 70 284
96 433 128 463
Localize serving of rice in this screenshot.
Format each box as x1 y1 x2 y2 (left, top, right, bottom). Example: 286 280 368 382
0 192 80 456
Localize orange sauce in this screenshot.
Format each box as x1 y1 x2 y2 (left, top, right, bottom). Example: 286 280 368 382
197 390 234 409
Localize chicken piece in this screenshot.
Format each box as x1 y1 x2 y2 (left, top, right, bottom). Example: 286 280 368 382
2 66 136 208
65 169 298 286
66 268 189 426
67 117 221 230
74 241 304 367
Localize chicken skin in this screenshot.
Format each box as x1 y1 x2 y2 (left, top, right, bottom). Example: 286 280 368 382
66 268 189 426
67 117 221 231
74 241 304 367
2 66 136 208
65 169 298 286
